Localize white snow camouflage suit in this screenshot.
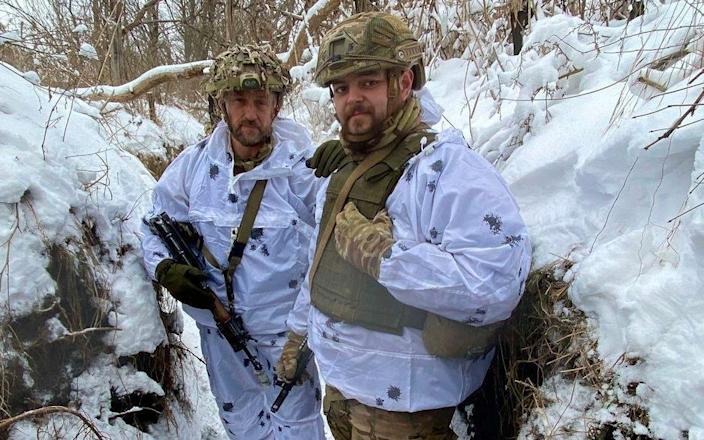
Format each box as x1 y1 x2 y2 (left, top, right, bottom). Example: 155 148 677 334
289 90 532 413
141 118 325 439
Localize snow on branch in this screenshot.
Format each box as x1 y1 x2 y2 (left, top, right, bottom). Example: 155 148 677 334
282 0 341 67
74 60 213 103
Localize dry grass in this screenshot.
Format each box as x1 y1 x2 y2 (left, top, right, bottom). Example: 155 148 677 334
461 260 603 438
138 144 184 179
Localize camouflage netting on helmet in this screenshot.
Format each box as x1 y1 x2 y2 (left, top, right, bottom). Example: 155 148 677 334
205 45 291 100
315 12 425 90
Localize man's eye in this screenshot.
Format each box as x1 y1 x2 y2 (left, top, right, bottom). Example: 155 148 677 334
333 85 347 95
362 80 378 88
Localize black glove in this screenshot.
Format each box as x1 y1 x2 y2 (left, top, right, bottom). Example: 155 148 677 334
306 140 346 178
155 259 215 310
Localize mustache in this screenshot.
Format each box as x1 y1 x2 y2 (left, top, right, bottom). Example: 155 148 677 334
344 103 372 118
237 121 261 129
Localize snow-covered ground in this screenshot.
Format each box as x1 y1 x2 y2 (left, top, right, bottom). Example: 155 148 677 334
2 0 703 438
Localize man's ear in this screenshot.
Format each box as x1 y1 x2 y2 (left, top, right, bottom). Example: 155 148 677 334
399 69 414 101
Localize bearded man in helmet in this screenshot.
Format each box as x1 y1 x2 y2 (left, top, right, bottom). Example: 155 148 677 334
140 45 325 439
276 13 532 439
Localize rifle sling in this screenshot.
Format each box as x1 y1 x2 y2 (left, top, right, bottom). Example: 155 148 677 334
222 179 268 314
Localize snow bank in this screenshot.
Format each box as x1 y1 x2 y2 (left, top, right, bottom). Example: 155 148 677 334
0 61 220 439
425 1 703 437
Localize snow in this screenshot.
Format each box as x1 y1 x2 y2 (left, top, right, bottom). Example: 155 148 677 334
20 70 39 85
0 30 20 46
72 24 88 33
79 42 98 60
422 2 704 437
0 61 215 439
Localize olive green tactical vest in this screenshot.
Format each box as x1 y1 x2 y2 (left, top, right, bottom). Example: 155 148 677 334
310 131 435 335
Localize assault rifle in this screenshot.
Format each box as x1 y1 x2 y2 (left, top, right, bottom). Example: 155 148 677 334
271 335 313 413
148 212 270 385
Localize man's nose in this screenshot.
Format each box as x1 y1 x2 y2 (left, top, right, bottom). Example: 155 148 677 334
346 84 364 103
242 101 258 120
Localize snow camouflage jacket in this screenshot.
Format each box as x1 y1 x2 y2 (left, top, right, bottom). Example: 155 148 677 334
141 118 319 336
289 93 532 412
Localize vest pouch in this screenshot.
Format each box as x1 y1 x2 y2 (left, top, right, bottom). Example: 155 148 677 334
421 313 505 359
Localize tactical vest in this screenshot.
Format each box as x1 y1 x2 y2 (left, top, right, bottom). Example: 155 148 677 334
310 131 434 335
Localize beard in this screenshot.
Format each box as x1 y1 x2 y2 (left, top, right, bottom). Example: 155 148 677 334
231 121 272 147
339 102 386 152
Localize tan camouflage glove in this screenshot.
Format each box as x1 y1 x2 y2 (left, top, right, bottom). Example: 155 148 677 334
275 331 307 384
334 202 394 279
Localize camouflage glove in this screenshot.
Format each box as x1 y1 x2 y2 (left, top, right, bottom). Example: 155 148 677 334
306 140 346 177
334 202 394 279
275 331 307 384
155 259 215 310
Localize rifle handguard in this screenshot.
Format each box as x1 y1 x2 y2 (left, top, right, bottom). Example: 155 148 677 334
148 212 270 385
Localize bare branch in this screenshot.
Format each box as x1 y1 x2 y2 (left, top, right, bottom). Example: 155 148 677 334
644 88 704 150
122 0 161 35
74 60 213 102
0 406 106 439
283 0 341 67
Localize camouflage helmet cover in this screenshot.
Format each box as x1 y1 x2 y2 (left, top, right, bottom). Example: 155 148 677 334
205 45 291 99
314 12 425 90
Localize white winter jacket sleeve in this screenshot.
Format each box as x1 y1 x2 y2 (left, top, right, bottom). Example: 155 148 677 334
378 130 531 326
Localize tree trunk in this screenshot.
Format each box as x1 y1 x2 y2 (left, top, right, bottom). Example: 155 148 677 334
225 0 235 45
147 1 160 123
109 0 125 85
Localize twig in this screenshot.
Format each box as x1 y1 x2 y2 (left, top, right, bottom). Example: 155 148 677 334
637 75 667 93
667 201 704 223
60 326 118 338
589 157 639 253
108 405 161 421
689 68 704 84
644 88 704 150
0 406 105 439
633 103 704 119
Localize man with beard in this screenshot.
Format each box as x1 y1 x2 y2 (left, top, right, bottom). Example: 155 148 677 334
276 13 532 439
140 45 325 439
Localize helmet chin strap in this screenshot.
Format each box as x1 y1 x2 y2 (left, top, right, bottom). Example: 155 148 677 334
386 70 401 116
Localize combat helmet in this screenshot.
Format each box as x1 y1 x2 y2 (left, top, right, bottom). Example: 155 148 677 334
314 12 425 90
205 44 291 100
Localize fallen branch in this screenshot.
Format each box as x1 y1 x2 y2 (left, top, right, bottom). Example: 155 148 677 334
74 60 213 103
644 88 704 150
0 406 105 439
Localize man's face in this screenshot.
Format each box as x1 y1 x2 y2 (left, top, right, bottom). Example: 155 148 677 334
331 71 389 140
222 89 278 147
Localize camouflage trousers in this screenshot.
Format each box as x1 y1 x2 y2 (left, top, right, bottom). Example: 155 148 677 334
324 386 457 440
